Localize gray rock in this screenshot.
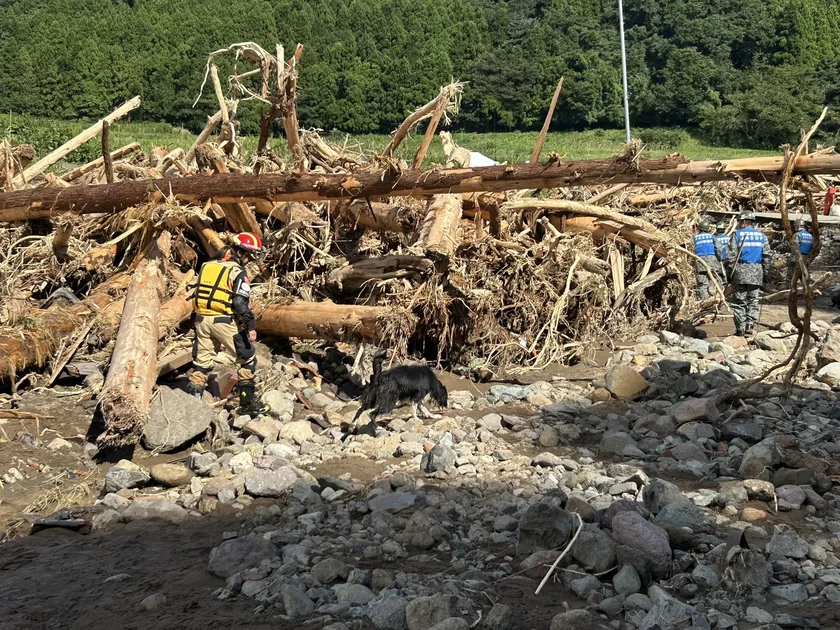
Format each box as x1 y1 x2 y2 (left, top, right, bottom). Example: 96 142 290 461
746 607 775 624
532 452 564 467
652 498 707 532
143 386 216 451
613 564 642 596
313 558 350 584
691 564 720 589
660 330 682 345
769 583 808 602
642 478 683 515
670 375 700 398
611 511 672 574
92 509 121 529
244 467 297 498
676 421 714 441
766 530 810 559
517 501 574 556
603 499 650 528
743 479 776 501
371 569 396 593
721 422 763 443
483 603 514 630
572 526 617 573
140 592 167 611
638 593 708 630
718 481 748 505
724 548 770 591
428 619 469 630
739 437 780 479
121 499 189 524
604 365 649 399
104 466 149 494
187 451 217 472
774 614 820 628
625 593 654 611
263 389 295 420
671 397 720 423
816 362 840 387
566 496 596 522
101 493 131 511
368 596 408 630
669 441 708 463
477 413 502 432
773 468 813 487
571 574 601 598
776 485 807 511
485 384 530 403
334 583 376 606
149 463 193 488
369 492 419 514
281 583 315 618
420 442 456 473
405 595 458 630
682 337 710 354
600 432 638 456
208 535 277 578
242 417 282 441
279 420 314 444
538 426 560 447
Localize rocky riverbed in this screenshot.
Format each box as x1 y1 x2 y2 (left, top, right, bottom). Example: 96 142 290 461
3 321 840 630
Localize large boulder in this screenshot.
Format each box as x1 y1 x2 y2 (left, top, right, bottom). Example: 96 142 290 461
244 467 297 498
603 499 650 529
208 534 277 578
817 330 840 369
143 386 217 451
571 525 617 573
604 365 649 399
642 478 683 515
739 437 780 479
766 530 810 559
610 511 672 575
517 500 574 556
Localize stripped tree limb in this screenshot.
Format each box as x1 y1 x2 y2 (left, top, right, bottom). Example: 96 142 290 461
530 77 563 164
61 143 141 182
383 82 463 157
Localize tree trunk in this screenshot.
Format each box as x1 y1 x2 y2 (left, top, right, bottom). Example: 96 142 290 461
0 274 129 379
187 214 225 257
255 301 411 341
14 96 140 187
418 194 463 259
9 153 840 221
193 144 262 236
97 232 170 448
553 216 668 256
326 255 434 293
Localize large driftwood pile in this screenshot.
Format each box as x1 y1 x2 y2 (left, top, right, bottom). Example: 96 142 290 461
1 41 838 448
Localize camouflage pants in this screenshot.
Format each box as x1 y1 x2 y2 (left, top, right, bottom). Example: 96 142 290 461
787 256 807 286
696 270 723 301
731 284 762 334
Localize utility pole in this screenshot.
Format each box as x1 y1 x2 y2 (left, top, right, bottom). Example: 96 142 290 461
618 0 632 143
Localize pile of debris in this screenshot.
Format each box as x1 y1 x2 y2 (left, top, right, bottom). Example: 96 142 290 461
2 41 840 452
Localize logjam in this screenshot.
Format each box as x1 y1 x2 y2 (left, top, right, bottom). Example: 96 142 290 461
9 152 840 222
60 142 141 182
337 200 418 234
418 194 463 259
0 274 129 379
98 232 170 448
327 256 434 294
255 301 413 341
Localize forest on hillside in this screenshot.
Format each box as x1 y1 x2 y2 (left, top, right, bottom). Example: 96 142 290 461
2 0 840 149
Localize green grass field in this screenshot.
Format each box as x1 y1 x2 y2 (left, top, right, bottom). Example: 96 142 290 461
3 115 769 168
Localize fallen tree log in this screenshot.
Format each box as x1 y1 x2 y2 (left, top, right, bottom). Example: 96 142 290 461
0 274 129 379
60 143 141 182
326 255 434 293
8 152 840 221
554 216 669 257
194 144 262 236
254 301 412 341
187 214 225 257
14 96 140 187
418 194 463 258
504 198 666 238
97 232 170 448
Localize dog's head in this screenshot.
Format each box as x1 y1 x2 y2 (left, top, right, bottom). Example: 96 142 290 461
432 379 448 408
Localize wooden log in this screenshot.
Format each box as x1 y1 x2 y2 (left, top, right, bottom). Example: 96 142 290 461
418 194 463 258
337 200 418 234
283 44 305 169
82 244 117 271
531 77 563 164
412 96 448 169
185 111 222 165
254 200 321 223
101 121 115 184
504 198 665 238
255 301 411 341
0 274 129 379
194 144 262 236
60 143 141 182
553 216 668 256
114 162 157 180
14 96 140 187
10 152 840 222
384 83 459 157
97 232 170 448
327 255 434 293
187 214 225 257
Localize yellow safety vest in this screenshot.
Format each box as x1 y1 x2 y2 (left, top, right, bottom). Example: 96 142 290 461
194 261 239 316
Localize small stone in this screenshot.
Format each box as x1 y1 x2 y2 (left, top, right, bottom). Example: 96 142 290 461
208 535 278 578
517 501 574 556
767 529 810 558
368 492 419 514
477 413 502 432
613 564 641 596
104 465 150 494
572 526 617 573
368 596 408 629
243 467 297 498
746 607 774 624
773 614 820 629
121 499 189 524
642 478 683 515
743 479 776 501
47 437 73 450
242 416 282 441
313 557 350 584
405 595 458 630
101 493 131 511
139 592 166 611
150 463 193 488
538 426 560 447
566 496 596 522
769 583 808 602
570 574 601 598
334 583 376 606
611 511 672 575
671 397 720 423
483 603 513 630
776 485 807 510
652 499 706 532
668 441 708 463
279 420 314 444
739 437 780 479
604 364 649 399
549 609 604 630
691 564 720 589
600 432 638 456
741 507 767 522
532 452 564 467
280 583 315 618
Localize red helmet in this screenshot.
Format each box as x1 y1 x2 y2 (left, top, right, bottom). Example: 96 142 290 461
232 232 263 254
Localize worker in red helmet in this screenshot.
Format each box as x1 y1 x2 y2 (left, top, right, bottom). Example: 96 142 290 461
187 232 268 415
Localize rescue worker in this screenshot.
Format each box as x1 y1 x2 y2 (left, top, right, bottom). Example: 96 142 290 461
725 211 770 337
692 219 722 300
788 218 814 286
714 221 729 266
187 232 268 415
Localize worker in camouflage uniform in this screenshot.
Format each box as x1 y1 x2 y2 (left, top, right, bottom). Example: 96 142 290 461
787 219 814 286
725 211 771 337
187 232 268 415
714 221 730 267
692 219 722 300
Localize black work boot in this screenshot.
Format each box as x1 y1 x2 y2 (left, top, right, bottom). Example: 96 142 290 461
237 380 269 416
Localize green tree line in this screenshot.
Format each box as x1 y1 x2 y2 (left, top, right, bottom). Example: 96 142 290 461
2 0 840 149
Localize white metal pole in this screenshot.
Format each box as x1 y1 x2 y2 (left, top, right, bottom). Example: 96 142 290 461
618 0 631 143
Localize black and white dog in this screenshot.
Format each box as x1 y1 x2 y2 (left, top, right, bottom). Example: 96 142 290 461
353 349 448 423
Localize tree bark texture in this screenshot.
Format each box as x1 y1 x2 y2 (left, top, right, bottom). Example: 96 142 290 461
254 301 411 341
